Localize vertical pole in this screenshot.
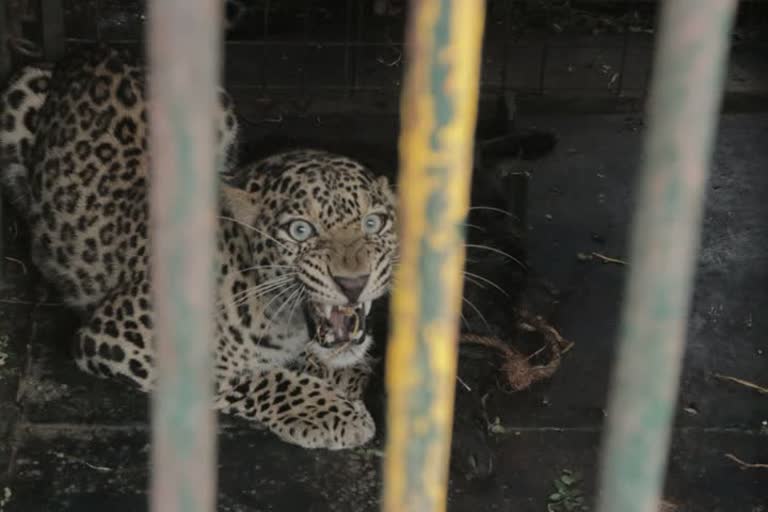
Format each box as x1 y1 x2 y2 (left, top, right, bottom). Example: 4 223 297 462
0 0 9 83
0 0 9 286
382 1 485 512
343 0 353 97
596 2 738 512
260 0 270 90
147 1 222 511
351 1 364 94
40 0 65 60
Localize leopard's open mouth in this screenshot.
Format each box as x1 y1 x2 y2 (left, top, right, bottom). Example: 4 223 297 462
304 301 373 346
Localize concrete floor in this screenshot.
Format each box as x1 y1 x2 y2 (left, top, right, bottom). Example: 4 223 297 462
0 111 766 511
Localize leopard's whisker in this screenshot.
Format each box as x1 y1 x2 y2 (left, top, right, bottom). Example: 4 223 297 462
468 205 518 219
271 285 302 320
235 275 294 297
463 274 487 290
462 270 510 297
218 215 290 250
227 287 278 311
233 281 295 308
462 296 492 332
261 285 303 334
459 222 486 232
464 243 526 269
286 288 306 326
261 284 301 321
222 274 295 304
238 264 294 273
459 311 470 329
219 275 296 310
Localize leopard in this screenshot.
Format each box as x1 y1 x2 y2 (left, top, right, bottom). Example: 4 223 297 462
0 44 398 450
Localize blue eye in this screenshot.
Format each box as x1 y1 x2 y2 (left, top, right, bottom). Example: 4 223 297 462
362 213 385 235
287 220 315 241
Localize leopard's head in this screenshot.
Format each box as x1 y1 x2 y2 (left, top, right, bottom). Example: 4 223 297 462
223 151 398 367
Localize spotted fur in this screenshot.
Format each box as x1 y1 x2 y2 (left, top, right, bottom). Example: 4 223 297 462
0 56 239 217
1 46 398 450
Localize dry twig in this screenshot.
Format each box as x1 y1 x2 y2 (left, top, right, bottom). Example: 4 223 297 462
725 453 768 470
713 373 768 395
577 251 628 266
4 257 28 275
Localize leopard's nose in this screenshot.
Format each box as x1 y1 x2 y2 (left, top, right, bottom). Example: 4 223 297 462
332 274 369 303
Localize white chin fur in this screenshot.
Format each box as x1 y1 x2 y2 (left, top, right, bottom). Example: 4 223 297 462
309 333 373 369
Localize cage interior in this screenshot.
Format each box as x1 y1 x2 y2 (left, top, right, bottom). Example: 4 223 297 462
0 1 767 511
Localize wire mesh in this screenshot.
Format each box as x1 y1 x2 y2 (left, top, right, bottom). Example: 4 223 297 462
0 1 745 116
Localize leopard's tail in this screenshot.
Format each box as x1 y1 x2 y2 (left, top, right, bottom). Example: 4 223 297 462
0 64 53 216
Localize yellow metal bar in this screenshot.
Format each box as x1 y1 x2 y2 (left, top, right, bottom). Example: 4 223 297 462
383 1 485 511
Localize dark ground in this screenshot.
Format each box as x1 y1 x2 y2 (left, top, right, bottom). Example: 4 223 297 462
1 2 768 510
0 111 766 511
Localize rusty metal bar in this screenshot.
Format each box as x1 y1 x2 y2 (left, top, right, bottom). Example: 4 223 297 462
596 2 738 512
146 1 222 511
382 1 485 511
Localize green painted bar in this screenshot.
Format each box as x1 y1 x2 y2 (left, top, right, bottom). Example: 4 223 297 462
596 2 738 512
146 1 222 511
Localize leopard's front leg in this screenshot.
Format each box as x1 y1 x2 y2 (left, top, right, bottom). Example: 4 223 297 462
293 350 375 401
216 368 375 450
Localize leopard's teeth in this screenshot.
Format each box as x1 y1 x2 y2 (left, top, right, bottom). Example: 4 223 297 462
322 304 333 318
364 301 372 315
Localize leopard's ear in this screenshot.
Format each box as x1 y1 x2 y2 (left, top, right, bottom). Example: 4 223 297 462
220 184 258 225
376 175 397 204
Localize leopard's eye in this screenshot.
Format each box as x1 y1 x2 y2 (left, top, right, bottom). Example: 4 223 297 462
362 213 386 235
287 219 316 242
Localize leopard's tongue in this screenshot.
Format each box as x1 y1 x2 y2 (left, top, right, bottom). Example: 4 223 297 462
329 305 358 341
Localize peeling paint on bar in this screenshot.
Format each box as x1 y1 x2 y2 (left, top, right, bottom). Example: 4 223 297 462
596 2 738 512
382 1 485 511
146 1 222 511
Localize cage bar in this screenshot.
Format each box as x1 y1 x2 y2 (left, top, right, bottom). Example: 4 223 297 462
0 1 9 81
596 2 738 512
260 0 270 90
146 1 222 511
40 0 65 60
343 0 354 96
0 0 8 285
382 1 485 511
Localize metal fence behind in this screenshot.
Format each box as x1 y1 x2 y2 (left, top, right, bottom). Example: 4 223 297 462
6 1 767 116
